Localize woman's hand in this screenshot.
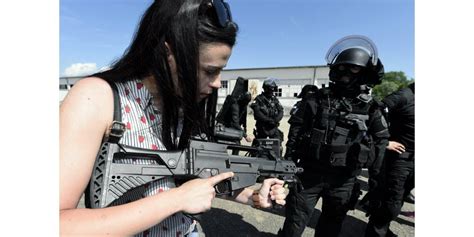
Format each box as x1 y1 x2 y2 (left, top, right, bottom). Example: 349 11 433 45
176 172 234 214
255 178 286 208
387 141 405 154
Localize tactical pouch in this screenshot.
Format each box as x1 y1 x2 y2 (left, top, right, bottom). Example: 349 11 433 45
310 128 325 145
331 126 350 145
324 144 350 167
309 128 325 160
348 143 372 169
357 143 370 167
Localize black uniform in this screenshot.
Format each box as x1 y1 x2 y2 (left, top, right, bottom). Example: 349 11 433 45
280 35 389 237
251 93 284 141
285 85 318 163
365 83 415 237
215 77 251 142
281 87 389 237
286 100 306 163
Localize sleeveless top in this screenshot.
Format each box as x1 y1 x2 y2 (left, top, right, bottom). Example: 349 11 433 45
111 79 194 237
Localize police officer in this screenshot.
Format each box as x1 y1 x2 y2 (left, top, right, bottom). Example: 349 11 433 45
285 84 319 163
250 78 284 141
215 77 253 144
280 35 389 237
364 83 415 237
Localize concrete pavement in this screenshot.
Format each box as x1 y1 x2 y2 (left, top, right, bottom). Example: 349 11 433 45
196 175 414 237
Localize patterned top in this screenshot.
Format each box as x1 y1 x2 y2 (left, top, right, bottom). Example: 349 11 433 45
111 79 194 237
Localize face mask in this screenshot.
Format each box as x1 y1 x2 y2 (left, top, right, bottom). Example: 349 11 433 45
331 64 363 82
329 64 367 96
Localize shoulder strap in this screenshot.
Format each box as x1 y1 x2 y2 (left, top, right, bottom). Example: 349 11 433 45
109 81 122 122
105 80 125 144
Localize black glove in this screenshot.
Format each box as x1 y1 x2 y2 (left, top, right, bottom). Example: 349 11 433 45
367 58 385 86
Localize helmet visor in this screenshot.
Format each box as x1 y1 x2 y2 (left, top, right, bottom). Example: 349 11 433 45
325 35 378 67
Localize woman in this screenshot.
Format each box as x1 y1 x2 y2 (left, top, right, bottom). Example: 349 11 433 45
60 0 287 236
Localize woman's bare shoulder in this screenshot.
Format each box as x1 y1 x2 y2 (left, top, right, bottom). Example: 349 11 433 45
61 76 115 126
72 76 113 94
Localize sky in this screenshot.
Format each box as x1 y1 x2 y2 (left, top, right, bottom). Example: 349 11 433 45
60 0 414 79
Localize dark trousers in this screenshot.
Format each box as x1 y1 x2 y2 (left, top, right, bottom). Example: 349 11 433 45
365 153 414 237
281 171 356 237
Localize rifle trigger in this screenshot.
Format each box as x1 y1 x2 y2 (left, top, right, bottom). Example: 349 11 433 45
214 179 232 196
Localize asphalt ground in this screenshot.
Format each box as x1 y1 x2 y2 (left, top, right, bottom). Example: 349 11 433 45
77 115 415 236
196 172 414 237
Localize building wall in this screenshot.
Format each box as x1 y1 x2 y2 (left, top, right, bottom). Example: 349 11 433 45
59 65 330 114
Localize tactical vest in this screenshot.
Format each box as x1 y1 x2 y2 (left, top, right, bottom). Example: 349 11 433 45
306 88 376 170
255 95 280 118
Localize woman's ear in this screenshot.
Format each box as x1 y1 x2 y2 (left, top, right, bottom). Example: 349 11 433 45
165 41 177 71
164 41 179 89
164 42 172 59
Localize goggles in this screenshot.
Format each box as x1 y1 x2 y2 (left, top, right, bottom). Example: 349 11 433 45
335 64 362 75
209 0 232 27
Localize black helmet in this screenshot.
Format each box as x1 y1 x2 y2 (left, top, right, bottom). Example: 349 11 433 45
231 77 248 98
326 35 384 86
330 48 371 68
262 78 278 93
297 84 318 98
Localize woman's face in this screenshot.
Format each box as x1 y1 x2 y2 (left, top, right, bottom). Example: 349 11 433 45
197 42 232 101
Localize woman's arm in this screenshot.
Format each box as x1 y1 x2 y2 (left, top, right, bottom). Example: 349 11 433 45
60 77 233 236
60 77 180 235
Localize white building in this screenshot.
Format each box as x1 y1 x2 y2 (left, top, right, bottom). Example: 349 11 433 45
59 65 330 114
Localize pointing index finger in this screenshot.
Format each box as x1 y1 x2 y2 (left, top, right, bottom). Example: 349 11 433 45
209 171 234 185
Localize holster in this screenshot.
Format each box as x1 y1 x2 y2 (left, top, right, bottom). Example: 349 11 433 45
347 182 362 210
309 128 325 160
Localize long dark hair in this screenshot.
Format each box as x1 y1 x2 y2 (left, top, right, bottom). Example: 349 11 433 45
92 0 238 150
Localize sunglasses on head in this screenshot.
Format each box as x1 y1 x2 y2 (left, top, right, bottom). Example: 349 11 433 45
209 0 232 27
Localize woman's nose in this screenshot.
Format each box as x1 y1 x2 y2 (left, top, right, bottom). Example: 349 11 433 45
209 74 221 89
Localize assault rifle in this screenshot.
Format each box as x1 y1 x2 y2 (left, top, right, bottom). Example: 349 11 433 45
86 138 302 208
